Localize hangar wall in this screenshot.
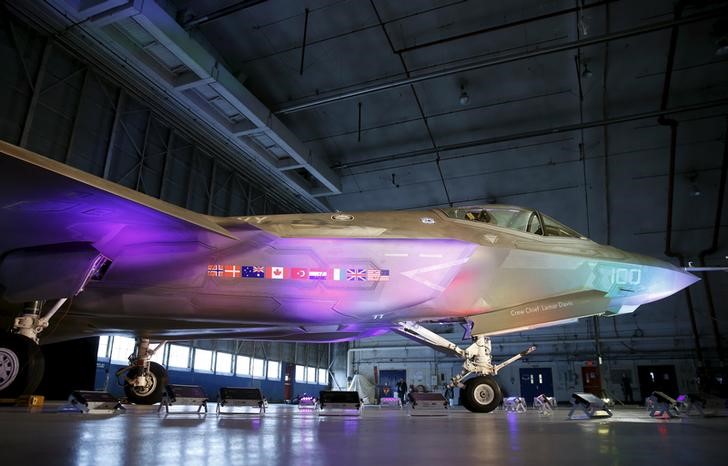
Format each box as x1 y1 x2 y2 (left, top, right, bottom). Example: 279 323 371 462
0 10 295 217
352 322 707 404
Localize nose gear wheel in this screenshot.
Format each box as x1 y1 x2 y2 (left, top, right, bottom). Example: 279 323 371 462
123 361 167 404
462 376 502 413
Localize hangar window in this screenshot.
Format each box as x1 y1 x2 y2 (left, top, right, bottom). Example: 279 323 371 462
296 364 305 382
97 336 110 359
267 360 280 380
252 358 265 378
236 355 251 376
441 205 585 239
318 368 328 385
215 352 233 374
194 349 213 372
168 344 190 369
306 366 317 384
103 337 166 364
110 336 136 364
151 346 165 365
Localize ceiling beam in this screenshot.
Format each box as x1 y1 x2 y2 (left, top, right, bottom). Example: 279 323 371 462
275 7 727 114
333 98 728 171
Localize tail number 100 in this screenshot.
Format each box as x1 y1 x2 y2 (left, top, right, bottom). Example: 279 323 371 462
610 268 641 285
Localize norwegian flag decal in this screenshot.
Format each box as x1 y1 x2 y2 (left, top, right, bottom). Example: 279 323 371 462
208 264 224 277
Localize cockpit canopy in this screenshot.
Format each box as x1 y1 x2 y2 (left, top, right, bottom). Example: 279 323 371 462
440 205 586 239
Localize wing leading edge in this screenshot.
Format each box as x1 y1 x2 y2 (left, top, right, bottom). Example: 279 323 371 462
0 140 239 302
0 140 234 242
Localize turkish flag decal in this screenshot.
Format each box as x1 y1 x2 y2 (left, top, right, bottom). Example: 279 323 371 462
291 268 308 279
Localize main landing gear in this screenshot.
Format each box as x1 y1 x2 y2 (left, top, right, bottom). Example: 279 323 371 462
396 321 536 413
0 299 67 398
0 331 45 398
116 338 168 404
0 249 110 399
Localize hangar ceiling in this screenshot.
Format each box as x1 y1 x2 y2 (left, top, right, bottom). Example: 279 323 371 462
171 0 728 249
12 0 727 250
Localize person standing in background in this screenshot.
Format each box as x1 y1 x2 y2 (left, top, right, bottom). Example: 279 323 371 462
621 374 634 404
396 378 407 405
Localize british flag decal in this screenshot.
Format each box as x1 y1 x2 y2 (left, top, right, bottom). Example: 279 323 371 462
346 269 367 281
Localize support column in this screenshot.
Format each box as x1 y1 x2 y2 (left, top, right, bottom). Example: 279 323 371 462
246 184 253 215
19 41 51 148
185 148 197 209
64 68 89 163
159 129 174 199
207 160 217 214
103 89 125 179
135 111 153 191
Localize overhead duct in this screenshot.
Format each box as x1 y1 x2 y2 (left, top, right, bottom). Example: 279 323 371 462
22 0 340 208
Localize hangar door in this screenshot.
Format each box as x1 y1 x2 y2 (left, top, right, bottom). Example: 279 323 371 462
519 368 553 404
581 366 602 396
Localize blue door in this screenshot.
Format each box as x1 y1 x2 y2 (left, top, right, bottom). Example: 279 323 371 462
519 368 554 405
379 369 406 399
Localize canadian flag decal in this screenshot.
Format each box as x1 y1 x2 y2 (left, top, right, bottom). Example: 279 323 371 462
267 266 285 279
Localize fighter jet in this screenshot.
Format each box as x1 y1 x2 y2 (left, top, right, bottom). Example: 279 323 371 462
0 140 698 412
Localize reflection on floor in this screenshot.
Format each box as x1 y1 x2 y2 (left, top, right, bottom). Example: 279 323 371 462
0 404 726 466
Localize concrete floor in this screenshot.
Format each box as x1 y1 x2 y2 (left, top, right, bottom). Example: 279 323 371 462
0 403 726 466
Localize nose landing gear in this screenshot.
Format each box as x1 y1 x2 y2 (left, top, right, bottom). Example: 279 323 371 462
396 321 535 413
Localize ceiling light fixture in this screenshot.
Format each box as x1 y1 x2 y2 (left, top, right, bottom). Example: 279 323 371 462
459 84 470 106
688 173 702 197
716 39 728 56
712 20 728 56
582 62 593 78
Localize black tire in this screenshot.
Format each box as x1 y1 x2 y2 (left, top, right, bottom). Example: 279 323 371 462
462 376 502 413
0 331 45 399
124 361 167 404
460 388 475 411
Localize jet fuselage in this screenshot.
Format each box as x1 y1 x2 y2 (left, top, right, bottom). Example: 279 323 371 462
66 209 697 341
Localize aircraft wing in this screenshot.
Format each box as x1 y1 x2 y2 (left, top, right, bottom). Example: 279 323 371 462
0 140 236 301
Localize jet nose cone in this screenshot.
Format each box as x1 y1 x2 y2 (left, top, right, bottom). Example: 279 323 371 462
646 262 700 302
672 268 700 290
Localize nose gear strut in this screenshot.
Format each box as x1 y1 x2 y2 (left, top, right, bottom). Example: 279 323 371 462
394 321 536 412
